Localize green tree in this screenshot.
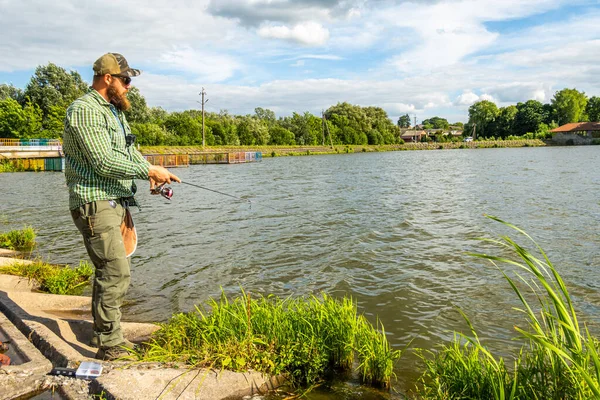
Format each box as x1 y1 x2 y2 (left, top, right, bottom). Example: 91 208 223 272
131 123 176 146
254 107 276 124
421 116 449 130
0 98 42 138
325 102 370 145
490 105 517 138
125 86 151 124
586 96 600 122
164 112 202 145
551 88 588 125
24 63 88 123
0 98 26 138
206 111 239 145
364 106 397 144
149 106 169 125
42 104 66 138
268 125 295 145
236 116 269 145
280 112 322 145
513 100 545 136
0 84 24 103
468 100 499 138
397 114 411 128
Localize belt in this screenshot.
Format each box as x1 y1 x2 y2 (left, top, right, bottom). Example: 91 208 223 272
118 197 139 210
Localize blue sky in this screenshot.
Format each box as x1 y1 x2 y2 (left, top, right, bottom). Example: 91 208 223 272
1 0 599 123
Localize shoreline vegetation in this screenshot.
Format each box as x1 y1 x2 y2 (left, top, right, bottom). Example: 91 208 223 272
0 139 548 173
3 220 600 398
142 138 547 157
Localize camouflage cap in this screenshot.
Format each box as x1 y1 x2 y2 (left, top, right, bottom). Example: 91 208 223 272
93 53 141 77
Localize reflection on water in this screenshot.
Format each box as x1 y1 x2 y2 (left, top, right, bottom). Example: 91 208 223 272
2 146 600 395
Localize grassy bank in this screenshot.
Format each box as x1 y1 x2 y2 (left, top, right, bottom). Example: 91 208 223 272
140 139 546 157
0 227 95 295
0 260 94 295
135 291 401 389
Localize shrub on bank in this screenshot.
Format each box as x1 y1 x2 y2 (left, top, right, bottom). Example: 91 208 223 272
137 291 401 389
0 260 94 295
0 227 36 251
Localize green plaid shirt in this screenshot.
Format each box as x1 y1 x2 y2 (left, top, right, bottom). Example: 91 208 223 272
63 89 150 210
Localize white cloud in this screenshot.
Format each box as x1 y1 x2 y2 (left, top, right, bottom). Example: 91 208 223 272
455 92 480 106
158 47 242 82
1 0 600 124
258 21 330 45
295 54 342 61
481 83 550 104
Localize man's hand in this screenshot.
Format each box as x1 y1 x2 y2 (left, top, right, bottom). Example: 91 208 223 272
148 165 182 190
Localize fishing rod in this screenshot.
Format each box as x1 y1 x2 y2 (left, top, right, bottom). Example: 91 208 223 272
151 181 330 228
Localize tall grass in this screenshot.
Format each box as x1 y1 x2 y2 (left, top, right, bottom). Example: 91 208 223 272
0 226 36 251
0 159 25 173
136 290 401 389
416 216 600 399
0 260 94 295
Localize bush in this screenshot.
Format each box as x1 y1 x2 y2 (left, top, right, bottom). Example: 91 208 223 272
0 260 94 295
0 227 36 251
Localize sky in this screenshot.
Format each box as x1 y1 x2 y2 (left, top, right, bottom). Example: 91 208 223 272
1 0 599 124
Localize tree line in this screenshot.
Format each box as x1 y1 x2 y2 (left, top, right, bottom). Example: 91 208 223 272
464 89 600 140
0 63 403 146
1 63 597 145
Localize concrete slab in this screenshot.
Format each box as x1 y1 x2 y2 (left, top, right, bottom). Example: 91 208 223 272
0 250 22 258
0 311 53 399
0 256 33 268
0 273 286 399
0 274 160 367
92 366 285 400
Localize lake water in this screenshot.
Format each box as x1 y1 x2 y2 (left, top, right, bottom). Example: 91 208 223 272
2 146 600 397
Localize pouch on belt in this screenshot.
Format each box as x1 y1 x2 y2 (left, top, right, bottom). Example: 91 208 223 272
120 208 137 257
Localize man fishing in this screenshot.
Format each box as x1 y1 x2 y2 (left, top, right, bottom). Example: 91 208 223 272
63 52 181 361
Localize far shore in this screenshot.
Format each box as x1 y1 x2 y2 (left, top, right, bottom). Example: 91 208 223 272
140 139 547 157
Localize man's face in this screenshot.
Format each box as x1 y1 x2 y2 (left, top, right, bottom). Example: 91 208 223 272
107 76 131 112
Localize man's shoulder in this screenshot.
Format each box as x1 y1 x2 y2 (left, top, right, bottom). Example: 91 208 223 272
67 91 108 117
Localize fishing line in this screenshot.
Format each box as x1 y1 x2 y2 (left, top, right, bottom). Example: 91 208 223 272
177 181 330 229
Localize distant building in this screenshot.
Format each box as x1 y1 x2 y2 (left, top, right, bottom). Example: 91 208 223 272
400 130 427 143
550 122 600 145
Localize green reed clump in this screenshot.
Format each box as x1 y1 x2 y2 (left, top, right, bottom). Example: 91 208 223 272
0 260 94 295
416 216 600 399
137 290 401 388
0 159 25 173
0 226 36 251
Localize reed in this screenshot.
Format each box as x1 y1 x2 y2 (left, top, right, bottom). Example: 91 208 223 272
416 216 600 399
136 290 401 389
0 260 94 295
0 226 36 251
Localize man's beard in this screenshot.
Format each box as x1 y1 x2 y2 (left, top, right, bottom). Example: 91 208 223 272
107 83 131 112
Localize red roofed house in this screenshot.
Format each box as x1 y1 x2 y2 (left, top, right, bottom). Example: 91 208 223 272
400 130 427 143
550 122 600 145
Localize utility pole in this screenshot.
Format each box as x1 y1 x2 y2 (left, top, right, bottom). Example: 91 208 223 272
322 111 334 149
198 88 209 147
413 114 418 143
321 110 326 146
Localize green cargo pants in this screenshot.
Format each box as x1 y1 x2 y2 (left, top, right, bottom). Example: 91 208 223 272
71 199 130 348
